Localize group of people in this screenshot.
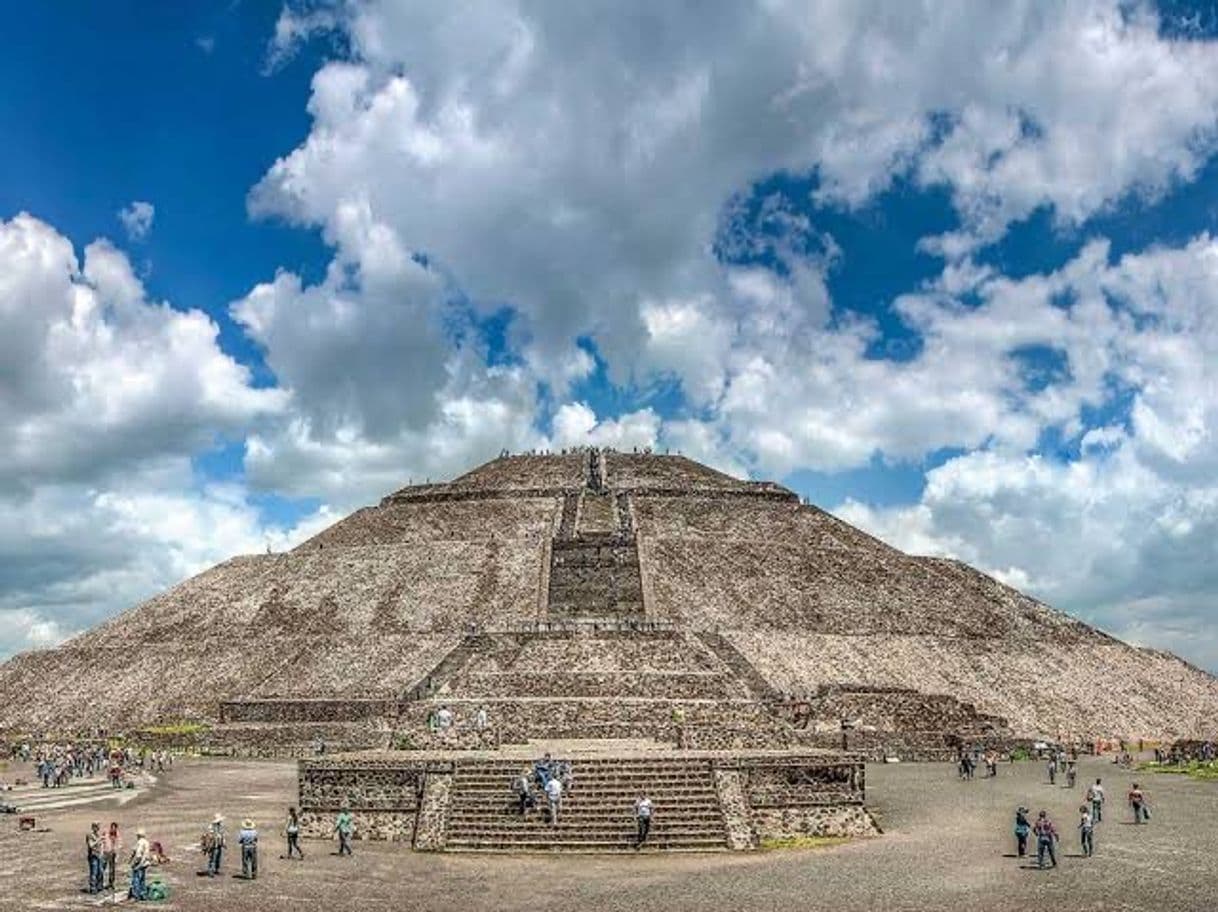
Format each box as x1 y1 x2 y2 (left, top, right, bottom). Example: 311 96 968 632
956 747 1001 779
425 704 490 737
84 820 158 899
1013 775 1151 869
197 806 354 885
509 754 654 848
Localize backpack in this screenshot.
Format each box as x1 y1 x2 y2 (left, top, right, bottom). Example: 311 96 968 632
200 830 215 853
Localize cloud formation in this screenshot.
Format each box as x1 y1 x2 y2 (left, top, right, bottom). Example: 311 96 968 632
117 200 155 241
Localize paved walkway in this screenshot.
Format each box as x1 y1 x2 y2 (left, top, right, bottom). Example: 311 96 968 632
0 756 1214 910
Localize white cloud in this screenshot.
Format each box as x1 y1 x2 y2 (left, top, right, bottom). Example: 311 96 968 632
0 459 333 657
550 402 660 451
117 200 155 241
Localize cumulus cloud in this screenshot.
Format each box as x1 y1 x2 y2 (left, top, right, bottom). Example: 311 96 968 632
0 214 285 490
117 200 155 241
0 214 316 657
836 235 1218 669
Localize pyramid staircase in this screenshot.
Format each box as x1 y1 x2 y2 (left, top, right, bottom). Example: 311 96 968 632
443 755 729 852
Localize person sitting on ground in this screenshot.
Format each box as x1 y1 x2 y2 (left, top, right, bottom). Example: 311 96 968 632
1033 810 1058 869
238 818 258 879
128 827 151 901
545 775 563 827
284 807 304 860
1013 806 1031 858
634 795 653 849
1078 804 1094 857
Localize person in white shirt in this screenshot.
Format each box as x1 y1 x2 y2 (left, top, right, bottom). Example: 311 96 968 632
436 706 454 732
474 706 488 731
545 776 563 826
1087 779 1105 823
634 795 653 848
128 828 151 901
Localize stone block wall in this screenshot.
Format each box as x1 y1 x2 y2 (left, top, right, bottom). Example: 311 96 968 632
219 699 396 724
298 748 870 852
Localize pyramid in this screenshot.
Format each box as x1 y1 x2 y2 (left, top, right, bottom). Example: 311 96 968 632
2 448 1216 748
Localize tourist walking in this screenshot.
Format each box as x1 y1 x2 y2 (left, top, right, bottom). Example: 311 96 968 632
1047 757 1056 785
1078 804 1094 857
634 795 653 849
1014 806 1031 857
1128 783 1149 824
513 767 534 816
101 822 121 891
205 813 225 876
86 822 104 894
284 807 305 859
128 827 151 901
1087 778 1105 823
1066 760 1077 788
474 705 489 733
545 775 563 826
1033 810 1058 869
335 807 355 855
238 818 259 879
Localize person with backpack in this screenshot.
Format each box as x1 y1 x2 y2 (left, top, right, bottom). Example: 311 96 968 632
1078 804 1094 857
1087 778 1105 823
1033 810 1058 869
1128 783 1149 823
204 814 225 876
284 807 304 860
1013 806 1031 858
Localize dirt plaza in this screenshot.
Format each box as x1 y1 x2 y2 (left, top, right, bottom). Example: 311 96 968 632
1 755 1214 912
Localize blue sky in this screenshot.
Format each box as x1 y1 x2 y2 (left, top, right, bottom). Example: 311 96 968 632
4 1 1218 671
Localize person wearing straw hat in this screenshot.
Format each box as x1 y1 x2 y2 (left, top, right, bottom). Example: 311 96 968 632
206 813 226 876
128 827 151 901
238 818 259 879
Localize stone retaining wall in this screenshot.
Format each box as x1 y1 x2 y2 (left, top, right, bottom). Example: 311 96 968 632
298 748 869 852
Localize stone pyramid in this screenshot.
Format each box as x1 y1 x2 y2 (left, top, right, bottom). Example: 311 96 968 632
1 448 1216 745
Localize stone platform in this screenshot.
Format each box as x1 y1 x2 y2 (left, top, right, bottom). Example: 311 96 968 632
297 742 875 853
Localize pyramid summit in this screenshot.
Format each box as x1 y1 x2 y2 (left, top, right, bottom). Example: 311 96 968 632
2 447 1216 748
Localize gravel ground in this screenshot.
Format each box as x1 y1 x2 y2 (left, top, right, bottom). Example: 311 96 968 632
1 755 1214 911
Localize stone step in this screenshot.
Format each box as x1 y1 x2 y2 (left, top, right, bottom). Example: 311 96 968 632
444 838 726 852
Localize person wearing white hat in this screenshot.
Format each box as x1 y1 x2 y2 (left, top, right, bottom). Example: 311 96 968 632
128 827 151 901
238 818 259 880
206 814 226 877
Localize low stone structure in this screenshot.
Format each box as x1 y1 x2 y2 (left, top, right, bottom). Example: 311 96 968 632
298 747 875 852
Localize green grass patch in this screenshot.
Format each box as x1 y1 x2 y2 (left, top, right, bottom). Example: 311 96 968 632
760 835 852 851
1137 760 1218 781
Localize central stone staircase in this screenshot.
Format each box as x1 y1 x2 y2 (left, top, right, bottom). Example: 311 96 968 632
444 755 729 852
